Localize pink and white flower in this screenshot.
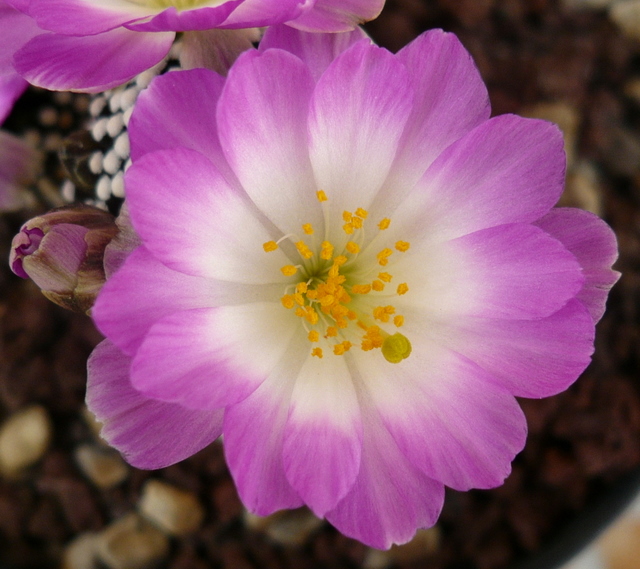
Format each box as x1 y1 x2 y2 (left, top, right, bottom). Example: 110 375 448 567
7 0 384 92
87 26 620 548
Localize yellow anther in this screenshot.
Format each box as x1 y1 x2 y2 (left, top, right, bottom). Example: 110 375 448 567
338 290 351 304
378 218 391 230
342 211 352 223
397 283 409 295
378 272 392 283
311 347 323 358
328 264 340 278
320 295 335 307
334 255 348 266
343 223 355 235
372 279 385 292
295 307 305 318
316 190 327 202
281 265 298 276
320 241 334 260
377 248 393 266
393 315 405 327
263 240 278 252
326 326 338 337
355 207 368 219
296 240 313 259
296 282 308 294
308 330 320 342
294 292 305 305
373 305 395 323
305 307 319 325
352 284 371 295
381 333 412 364
361 325 384 351
302 223 314 235
347 310 357 320
395 240 410 252
333 341 353 356
306 289 318 300
346 241 360 254
351 216 363 229
281 295 295 309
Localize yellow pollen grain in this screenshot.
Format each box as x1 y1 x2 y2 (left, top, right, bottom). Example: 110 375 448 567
311 347 323 358
295 240 313 259
263 240 278 252
397 283 409 295
343 223 355 235
281 265 298 276
333 341 353 356
346 241 360 254
305 307 319 325
378 218 391 230
355 207 368 219
343 211 352 223
334 255 347 266
325 326 338 337
320 241 334 260
394 315 405 327
281 295 295 309
316 190 327 202
308 330 320 342
296 282 308 294
378 272 392 283
294 292 305 306
306 289 318 300
395 240 410 252
295 307 305 318
352 284 371 294
302 223 314 235
373 305 396 323
377 248 393 266
372 280 385 292
352 216 363 229
320 295 335 307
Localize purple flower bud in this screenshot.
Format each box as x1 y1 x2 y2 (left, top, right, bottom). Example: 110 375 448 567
9 205 118 313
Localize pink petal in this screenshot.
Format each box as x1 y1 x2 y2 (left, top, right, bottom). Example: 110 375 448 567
378 30 491 206
397 223 584 321
217 48 320 233
391 115 566 242
92 246 216 356
433 299 595 398
308 39 413 217
86 340 223 469
128 68 236 183
130 304 296 410
536 207 620 323
25 0 148 35
352 340 527 491
282 354 362 516
14 27 174 92
288 0 384 32
259 23 368 82
223 341 307 515
125 147 289 283
326 396 444 549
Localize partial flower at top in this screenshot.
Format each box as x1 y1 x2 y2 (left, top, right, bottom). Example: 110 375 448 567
6 0 384 92
87 26 620 548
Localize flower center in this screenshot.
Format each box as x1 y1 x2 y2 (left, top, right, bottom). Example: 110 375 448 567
263 191 412 364
127 0 221 10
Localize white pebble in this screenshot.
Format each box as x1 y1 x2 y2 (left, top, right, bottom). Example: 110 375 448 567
122 106 134 127
114 132 130 160
91 117 108 142
119 87 139 111
96 176 112 201
108 90 122 114
88 151 104 175
106 113 125 138
111 171 125 198
61 179 76 202
135 68 158 89
102 150 122 175
138 480 205 536
0 406 52 476
89 96 107 118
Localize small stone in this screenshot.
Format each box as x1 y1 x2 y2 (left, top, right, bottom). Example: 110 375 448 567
120 87 140 111
62 532 101 569
0 405 52 476
103 150 123 175
96 176 112 201
88 151 104 175
114 133 130 160
363 528 441 569
96 513 170 569
106 113 125 139
89 96 107 118
75 444 129 489
244 507 324 547
138 479 205 536
91 117 108 142
111 171 125 199
610 1 640 40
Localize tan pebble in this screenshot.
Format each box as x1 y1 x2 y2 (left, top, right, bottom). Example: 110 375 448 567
244 507 324 547
0 405 52 476
363 527 441 569
600 517 640 569
610 1 640 40
138 479 204 536
62 532 100 569
96 512 169 569
75 444 129 489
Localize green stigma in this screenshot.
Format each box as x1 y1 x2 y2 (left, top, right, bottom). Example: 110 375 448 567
381 333 412 364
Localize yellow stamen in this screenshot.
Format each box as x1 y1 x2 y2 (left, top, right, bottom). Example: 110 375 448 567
397 283 409 295
395 240 410 252
355 207 368 219
296 240 313 259
308 330 320 342
296 282 308 294
325 326 338 337
281 295 295 309
342 211 352 223
378 218 391 230
320 241 334 260
263 240 278 252
302 223 314 235
334 255 348 266
343 223 355 235
316 190 327 202
311 347 323 358
351 216 363 229
378 272 392 283
281 265 298 276
372 279 385 292
346 241 360 254
351 284 372 294
377 248 393 266
393 315 404 327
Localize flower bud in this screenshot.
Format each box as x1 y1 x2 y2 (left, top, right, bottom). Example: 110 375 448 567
9 205 118 313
